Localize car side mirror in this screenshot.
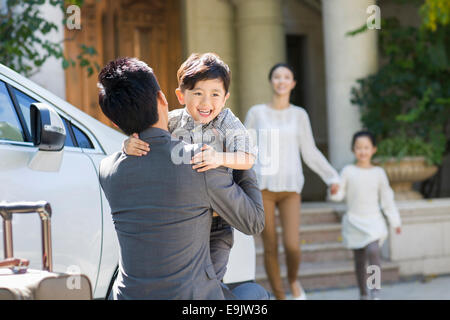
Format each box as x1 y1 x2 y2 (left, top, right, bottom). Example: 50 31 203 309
30 103 66 151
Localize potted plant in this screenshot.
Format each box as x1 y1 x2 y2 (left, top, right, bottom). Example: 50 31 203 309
372 135 440 200
350 1 450 199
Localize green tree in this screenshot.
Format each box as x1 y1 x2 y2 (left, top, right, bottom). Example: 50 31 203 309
349 0 450 165
0 0 99 77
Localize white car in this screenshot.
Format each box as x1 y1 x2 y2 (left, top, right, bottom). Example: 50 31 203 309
0 63 256 299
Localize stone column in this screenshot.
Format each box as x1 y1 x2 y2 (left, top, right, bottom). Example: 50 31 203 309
234 0 286 117
181 0 239 115
322 0 378 169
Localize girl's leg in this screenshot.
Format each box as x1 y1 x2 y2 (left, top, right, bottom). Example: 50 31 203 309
366 240 382 299
260 190 285 299
353 247 368 298
277 192 302 297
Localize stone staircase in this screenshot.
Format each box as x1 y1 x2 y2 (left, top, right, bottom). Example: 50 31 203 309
254 202 400 292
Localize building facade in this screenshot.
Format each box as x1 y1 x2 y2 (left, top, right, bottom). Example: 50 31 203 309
31 0 449 199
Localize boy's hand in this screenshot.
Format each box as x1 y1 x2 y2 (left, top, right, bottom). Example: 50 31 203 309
395 227 402 235
330 183 339 195
191 144 223 172
123 133 150 156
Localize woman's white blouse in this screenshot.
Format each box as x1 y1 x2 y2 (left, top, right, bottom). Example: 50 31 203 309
328 164 402 249
244 104 340 193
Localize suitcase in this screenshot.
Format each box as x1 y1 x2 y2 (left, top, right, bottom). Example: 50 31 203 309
0 201 92 300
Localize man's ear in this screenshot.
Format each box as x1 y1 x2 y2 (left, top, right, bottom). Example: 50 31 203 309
157 90 168 109
175 88 185 105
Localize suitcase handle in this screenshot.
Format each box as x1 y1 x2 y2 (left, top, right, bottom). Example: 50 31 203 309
0 201 53 272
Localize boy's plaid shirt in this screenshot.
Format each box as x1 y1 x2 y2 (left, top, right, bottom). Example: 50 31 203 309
168 107 258 157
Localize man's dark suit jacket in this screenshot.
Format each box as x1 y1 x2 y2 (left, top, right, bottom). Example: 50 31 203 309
99 127 264 299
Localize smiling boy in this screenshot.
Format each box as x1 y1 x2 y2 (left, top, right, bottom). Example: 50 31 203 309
124 53 258 281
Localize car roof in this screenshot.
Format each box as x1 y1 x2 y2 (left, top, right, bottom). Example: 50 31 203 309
0 63 125 154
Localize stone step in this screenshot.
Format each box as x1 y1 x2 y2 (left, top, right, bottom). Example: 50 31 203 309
255 259 400 292
255 242 353 264
254 223 343 248
272 202 344 226
278 207 341 225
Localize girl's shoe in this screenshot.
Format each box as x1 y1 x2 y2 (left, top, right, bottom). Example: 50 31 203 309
371 289 381 300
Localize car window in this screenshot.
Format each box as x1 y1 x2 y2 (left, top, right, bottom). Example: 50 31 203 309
12 87 36 135
0 81 25 142
62 118 76 147
72 124 94 149
9 86 78 148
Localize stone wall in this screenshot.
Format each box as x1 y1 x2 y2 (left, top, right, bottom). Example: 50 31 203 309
383 199 450 277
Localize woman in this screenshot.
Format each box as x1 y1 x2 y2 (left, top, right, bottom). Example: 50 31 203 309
244 63 340 300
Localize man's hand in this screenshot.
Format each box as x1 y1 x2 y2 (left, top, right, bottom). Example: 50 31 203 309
191 144 223 172
123 133 150 156
395 227 402 235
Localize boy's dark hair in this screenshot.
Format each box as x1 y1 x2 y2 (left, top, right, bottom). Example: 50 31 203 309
268 63 296 81
351 130 377 150
177 53 231 93
98 57 161 135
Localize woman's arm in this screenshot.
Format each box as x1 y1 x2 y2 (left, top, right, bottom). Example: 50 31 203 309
297 110 340 186
328 167 347 202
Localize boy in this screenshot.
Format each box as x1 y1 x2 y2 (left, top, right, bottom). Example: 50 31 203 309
123 53 258 281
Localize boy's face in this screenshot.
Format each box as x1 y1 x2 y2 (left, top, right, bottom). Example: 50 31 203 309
175 78 230 124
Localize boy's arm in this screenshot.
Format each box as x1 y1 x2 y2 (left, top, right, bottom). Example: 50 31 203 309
191 146 255 172
192 109 258 171
123 133 150 156
221 151 255 170
123 109 181 156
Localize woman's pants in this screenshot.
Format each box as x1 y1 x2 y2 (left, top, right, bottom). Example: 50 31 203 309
260 190 301 300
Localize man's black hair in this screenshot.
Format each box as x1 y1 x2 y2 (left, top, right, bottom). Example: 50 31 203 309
98 57 161 135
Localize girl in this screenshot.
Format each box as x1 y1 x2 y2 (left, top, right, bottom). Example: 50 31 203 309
328 130 402 300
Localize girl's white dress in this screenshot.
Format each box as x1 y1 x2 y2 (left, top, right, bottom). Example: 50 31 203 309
328 164 401 249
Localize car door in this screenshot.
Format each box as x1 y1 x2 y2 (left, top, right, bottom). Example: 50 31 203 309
0 77 103 293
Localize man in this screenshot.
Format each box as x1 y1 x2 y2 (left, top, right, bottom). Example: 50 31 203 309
97 57 267 300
